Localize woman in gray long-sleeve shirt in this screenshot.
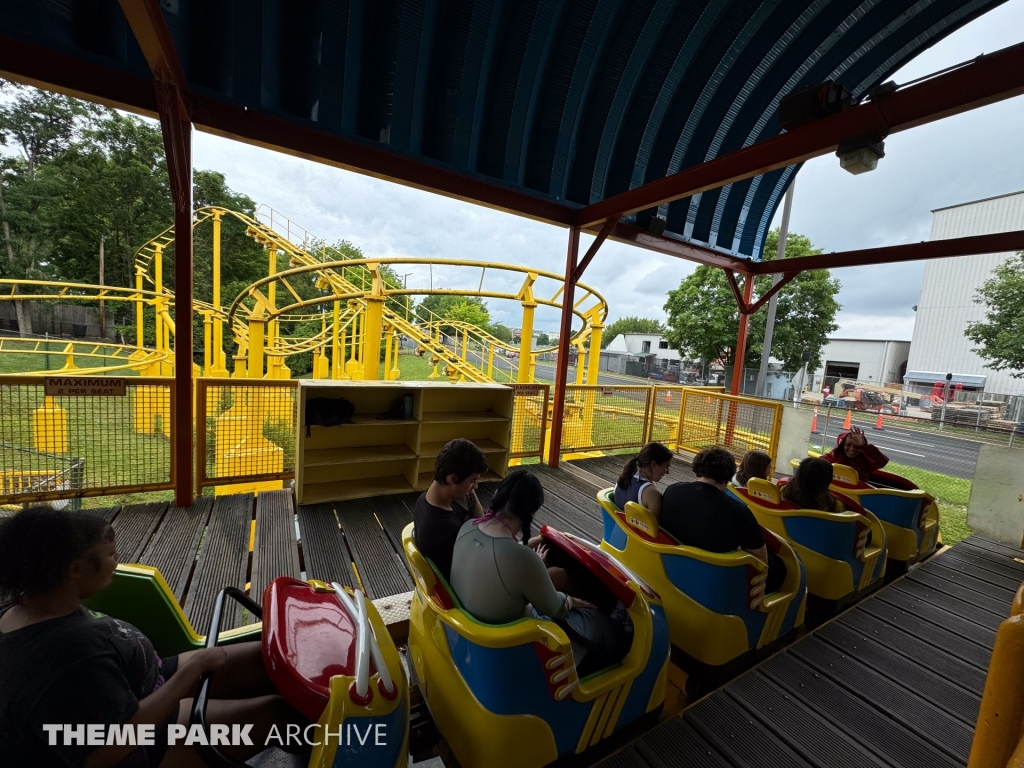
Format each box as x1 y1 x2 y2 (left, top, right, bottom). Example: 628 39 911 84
450 471 629 670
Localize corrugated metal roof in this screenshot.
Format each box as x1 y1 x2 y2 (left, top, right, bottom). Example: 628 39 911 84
0 0 1007 259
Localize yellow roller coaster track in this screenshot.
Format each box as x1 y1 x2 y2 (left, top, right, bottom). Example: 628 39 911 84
1 206 608 382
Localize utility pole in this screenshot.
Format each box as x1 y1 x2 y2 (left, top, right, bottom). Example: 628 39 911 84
756 181 795 397
98 234 106 337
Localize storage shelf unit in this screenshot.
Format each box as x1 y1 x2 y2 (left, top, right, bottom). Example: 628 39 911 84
296 381 513 504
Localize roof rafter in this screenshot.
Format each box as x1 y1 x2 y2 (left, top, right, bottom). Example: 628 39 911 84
578 39 1024 227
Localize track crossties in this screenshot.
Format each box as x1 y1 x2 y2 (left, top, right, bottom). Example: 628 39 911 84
595 535 1024 768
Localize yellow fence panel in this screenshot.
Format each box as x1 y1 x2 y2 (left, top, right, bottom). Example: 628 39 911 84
0 376 174 505
561 385 652 454
510 383 549 460
196 379 298 492
677 389 782 459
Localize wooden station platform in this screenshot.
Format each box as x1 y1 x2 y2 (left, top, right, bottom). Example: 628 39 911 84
87 457 641 633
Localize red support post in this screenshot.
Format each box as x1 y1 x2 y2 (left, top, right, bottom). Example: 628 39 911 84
730 275 754 395
548 226 581 468
155 81 194 506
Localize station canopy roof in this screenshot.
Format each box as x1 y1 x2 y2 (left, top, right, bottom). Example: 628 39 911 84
905 371 988 387
0 0 1008 265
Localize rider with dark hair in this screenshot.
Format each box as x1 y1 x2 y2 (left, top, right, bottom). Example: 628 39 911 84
0 507 307 767
661 447 787 593
735 450 773 488
450 471 629 673
783 458 843 513
614 442 673 515
414 438 489 582
821 426 888 481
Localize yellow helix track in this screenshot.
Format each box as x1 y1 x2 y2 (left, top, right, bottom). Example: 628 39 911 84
1 205 608 382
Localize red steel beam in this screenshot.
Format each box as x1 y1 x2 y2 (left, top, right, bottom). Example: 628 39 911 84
548 227 581 468
748 229 1024 274
601 221 752 271
745 271 798 314
572 216 620 282
730 276 755 397
118 0 190 117
578 40 1024 227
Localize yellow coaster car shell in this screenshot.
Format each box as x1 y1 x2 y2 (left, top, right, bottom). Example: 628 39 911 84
402 522 669 768
734 478 887 602
85 565 408 768
597 489 806 668
825 462 941 563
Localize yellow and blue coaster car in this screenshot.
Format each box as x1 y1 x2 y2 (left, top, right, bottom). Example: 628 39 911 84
402 522 669 768
85 564 409 768
734 478 887 604
596 489 806 671
827 462 941 566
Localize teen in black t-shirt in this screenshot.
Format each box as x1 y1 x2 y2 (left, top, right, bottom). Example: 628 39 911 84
0 507 307 767
661 447 787 593
413 438 489 582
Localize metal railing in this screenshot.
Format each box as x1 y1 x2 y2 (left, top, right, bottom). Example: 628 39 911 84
510 384 549 460
677 389 783 459
195 378 298 489
560 385 654 454
0 376 175 505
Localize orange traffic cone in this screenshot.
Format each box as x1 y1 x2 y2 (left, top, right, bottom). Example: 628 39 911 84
811 408 818 432
842 411 852 430
874 412 884 430
665 390 672 403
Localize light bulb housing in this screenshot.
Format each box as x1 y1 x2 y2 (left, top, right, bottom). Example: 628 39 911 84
836 137 885 175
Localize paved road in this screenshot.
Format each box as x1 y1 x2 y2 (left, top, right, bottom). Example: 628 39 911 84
811 416 980 479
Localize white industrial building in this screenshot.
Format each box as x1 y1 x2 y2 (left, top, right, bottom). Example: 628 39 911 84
906 190 1024 395
604 333 681 361
812 338 911 389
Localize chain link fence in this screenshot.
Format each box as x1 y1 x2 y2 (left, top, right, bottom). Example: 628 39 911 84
196 379 297 489
0 376 174 505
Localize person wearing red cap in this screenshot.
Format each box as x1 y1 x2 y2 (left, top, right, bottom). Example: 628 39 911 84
821 425 888 481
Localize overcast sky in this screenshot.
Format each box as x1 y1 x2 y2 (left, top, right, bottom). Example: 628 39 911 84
191 0 1024 339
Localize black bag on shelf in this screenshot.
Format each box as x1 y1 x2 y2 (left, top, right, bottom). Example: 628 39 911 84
305 397 355 436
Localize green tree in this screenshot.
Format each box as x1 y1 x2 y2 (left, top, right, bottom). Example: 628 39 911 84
965 252 1024 376
663 230 841 371
537 332 551 346
601 316 665 347
0 83 97 334
416 294 492 335
491 323 513 343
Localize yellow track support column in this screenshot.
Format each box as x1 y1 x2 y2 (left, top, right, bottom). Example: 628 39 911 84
361 265 385 380
153 244 164 358
135 267 145 348
574 342 586 384
33 396 68 454
383 328 394 381
202 313 212 374
517 273 538 384
248 317 266 378
487 345 495 379
391 332 401 379
586 318 603 386
345 312 360 378
211 211 228 376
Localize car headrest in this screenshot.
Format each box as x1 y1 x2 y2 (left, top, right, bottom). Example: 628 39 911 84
831 463 861 486
747 478 782 505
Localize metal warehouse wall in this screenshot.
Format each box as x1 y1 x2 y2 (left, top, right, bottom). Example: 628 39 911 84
907 190 1024 395
813 338 911 384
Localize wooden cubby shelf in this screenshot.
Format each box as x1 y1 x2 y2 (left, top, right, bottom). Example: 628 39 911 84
296 381 513 504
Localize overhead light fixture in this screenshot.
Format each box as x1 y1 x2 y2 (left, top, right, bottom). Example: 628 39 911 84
646 216 667 236
836 136 885 175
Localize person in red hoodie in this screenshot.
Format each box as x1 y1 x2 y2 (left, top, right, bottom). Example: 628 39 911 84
822 425 888 481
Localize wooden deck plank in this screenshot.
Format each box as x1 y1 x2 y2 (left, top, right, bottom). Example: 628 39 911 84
336 499 413 600
139 498 213 600
112 502 168 563
184 493 253 633
250 490 301 607
296 503 355 587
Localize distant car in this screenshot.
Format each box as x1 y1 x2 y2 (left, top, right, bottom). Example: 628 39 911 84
661 371 679 382
647 371 664 380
